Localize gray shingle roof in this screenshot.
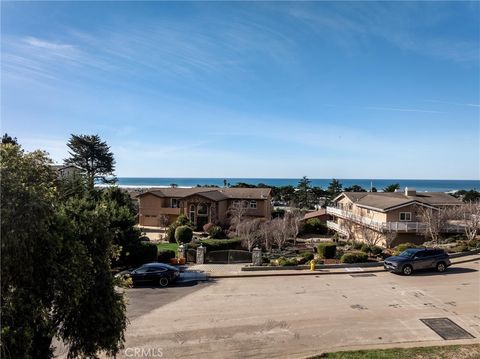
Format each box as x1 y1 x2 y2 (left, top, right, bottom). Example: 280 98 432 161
338 191 461 211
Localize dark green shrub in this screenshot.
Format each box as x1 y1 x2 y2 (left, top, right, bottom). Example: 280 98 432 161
394 242 421 255
128 242 158 265
340 251 368 263
467 239 479 249
275 257 287 266
176 214 191 226
300 251 314 261
451 245 469 253
208 225 225 239
302 218 328 235
158 249 176 263
283 258 298 266
370 245 383 256
351 241 363 250
175 225 193 244
360 244 383 256
334 248 344 260
317 242 336 259
200 238 242 251
166 223 178 243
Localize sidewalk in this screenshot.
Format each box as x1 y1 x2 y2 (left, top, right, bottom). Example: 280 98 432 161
187 253 480 279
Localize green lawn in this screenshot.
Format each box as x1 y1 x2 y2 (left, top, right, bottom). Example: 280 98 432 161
315 344 480 359
156 242 178 253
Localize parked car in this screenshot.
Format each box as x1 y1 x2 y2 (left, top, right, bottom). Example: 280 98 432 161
384 248 451 275
129 263 180 287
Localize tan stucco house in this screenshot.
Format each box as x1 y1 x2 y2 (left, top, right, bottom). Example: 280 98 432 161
137 187 272 230
327 188 463 247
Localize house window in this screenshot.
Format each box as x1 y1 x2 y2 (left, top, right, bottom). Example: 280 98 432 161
249 200 257 209
366 209 371 214
197 203 208 215
171 198 180 208
399 212 412 221
233 200 247 208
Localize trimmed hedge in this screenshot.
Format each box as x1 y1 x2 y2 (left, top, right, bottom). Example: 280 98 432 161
175 225 193 244
200 238 243 251
158 249 176 263
128 242 158 265
317 242 337 259
340 251 368 263
302 218 328 235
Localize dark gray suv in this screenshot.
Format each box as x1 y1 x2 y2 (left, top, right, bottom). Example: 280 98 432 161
384 248 451 275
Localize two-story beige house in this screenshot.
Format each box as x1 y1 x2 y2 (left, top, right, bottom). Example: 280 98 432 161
327 188 463 247
137 187 272 230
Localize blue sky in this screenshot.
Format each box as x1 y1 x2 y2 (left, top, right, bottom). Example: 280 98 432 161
2 2 479 179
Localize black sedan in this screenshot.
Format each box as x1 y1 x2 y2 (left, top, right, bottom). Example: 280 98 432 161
129 263 180 287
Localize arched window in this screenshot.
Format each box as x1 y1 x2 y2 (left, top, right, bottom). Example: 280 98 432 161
197 203 208 216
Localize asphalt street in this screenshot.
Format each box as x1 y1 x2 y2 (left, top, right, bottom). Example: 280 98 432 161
118 260 480 359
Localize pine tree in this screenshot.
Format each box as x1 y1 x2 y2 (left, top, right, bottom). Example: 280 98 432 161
65 134 116 188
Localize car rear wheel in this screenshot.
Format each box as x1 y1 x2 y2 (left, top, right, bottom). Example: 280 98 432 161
436 262 446 272
402 265 413 276
159 277 169 287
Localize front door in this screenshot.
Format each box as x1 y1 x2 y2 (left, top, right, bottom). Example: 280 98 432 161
196 216 209 231
196 203 209 231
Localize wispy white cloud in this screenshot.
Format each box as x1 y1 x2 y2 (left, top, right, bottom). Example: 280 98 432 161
23 37 75 51
364 106 445 114
424 100 480 108
279 2 479 63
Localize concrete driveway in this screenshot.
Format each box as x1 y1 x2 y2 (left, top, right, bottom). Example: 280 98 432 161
120 261 480 358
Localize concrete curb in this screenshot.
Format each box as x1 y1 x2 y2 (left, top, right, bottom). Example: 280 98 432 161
240 249 480 272
207 255 480 279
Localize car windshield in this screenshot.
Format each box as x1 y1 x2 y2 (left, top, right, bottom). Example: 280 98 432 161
398 249 418 258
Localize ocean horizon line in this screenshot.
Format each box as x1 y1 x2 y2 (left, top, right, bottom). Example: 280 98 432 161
115 176 479 181
108 177 480 193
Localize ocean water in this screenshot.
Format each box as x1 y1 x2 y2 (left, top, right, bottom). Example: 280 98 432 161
115 178 479 192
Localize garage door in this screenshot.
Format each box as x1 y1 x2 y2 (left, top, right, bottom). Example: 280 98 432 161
143 215 158 226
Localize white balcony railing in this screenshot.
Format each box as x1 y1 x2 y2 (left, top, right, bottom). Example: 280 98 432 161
326 221 349 236
326 207 464 234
